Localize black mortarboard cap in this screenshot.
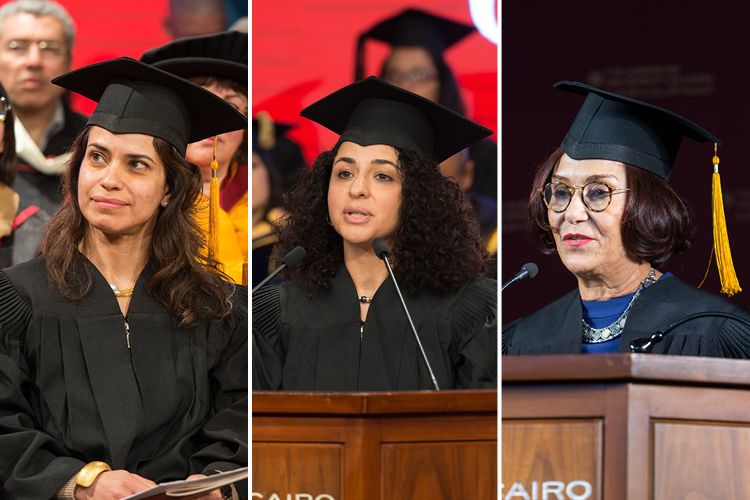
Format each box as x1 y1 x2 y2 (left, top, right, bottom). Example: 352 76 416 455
139 31 248 87
355 8 475 81
555 81 721 181
52 57 248 157
301 76 492 163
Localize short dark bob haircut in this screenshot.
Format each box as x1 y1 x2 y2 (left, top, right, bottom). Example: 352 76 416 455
528 147 694 269
278 143 488 297
40 125 234 328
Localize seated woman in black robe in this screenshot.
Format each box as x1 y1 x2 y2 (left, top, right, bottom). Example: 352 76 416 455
0 59 248 500
503 81 750 357
253 77 497 391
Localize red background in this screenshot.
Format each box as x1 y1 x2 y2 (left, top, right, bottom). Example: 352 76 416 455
252 0 498 163
0 0 174 115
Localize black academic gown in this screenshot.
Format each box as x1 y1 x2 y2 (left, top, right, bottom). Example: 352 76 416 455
0 255 247 500
503 276 750 357
253 265 497 391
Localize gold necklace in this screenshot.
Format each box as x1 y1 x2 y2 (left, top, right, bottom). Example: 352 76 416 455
110 284 134 297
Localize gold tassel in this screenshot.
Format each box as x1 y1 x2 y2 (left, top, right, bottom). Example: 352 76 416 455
256 110 276 150
711 144 741 296
209 136 220 262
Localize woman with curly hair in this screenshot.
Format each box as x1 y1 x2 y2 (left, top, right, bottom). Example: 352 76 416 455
0 59 247 500
252 76 497 391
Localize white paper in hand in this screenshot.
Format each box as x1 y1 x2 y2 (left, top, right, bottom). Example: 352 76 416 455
121 467 248 500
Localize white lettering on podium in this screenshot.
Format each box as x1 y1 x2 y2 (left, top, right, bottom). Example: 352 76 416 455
566 481 593 500
542 481 565 499
504 482 531 499
502 481 593 500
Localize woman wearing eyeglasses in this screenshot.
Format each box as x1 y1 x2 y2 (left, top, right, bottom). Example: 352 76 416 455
502 81 750 357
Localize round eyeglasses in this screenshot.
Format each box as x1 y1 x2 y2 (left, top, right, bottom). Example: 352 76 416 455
541 181 630 213
0 96 10 122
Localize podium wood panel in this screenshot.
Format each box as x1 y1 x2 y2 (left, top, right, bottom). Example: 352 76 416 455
503 354 750 500
252 390 497 500
381 441 497 499
652 421 750 500
502 420 601 494
252 444 343 498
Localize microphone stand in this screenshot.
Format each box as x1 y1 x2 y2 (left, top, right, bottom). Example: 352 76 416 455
377 245 440 391
630 311 750 353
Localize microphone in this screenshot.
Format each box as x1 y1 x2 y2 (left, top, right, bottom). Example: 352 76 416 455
372 237 440 390
501 263 538 291
251 246 307 294
630 311 750 353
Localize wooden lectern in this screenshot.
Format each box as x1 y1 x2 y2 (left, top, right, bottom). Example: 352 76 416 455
252 390 497 500
502 354 750 500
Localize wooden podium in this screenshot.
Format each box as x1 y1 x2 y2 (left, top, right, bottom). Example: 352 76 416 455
252 390 497 500
502 354 750 500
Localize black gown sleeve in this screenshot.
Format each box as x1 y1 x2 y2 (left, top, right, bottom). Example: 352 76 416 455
448 278 497 389
251 285 284 390
0 272 84 499
501 318 521 355
190 285 249 474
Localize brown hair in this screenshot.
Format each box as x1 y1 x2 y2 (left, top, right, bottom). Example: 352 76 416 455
40 126 234 328
528 147 694 268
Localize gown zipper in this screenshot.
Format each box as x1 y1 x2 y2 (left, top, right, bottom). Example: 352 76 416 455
124 317 131 349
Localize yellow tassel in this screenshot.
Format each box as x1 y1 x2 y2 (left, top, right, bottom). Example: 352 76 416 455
711 144 741 296
209 136 220 262
256 111 276 150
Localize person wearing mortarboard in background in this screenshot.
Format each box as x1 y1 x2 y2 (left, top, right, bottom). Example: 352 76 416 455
252 76 497 391
257 112 307 195
503 81 750 358
140 30 248 285
356 8 498 258
0 57 247 500
251 115 287 288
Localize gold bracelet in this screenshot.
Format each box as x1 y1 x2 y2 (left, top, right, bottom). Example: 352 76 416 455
75 461 112 487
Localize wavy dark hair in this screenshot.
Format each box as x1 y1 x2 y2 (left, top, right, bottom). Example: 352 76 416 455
40 126 233 328
278 143 488 297
528 147 694 268
380 49 466 116
0 80 17 187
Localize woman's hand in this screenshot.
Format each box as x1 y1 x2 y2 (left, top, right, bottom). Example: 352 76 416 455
73 470 156 500
182 474 223 500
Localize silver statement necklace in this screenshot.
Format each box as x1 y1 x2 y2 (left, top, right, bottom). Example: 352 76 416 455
582 267 656 344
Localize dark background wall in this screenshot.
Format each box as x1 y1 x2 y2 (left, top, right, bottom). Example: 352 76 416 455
501 1 750 323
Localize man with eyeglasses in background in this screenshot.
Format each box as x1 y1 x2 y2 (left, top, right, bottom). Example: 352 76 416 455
0 0 87 214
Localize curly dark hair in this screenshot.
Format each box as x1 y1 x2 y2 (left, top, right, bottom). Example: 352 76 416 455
278 143 488 297
528 147 694 268
40 126 234 328
0 80 17 187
